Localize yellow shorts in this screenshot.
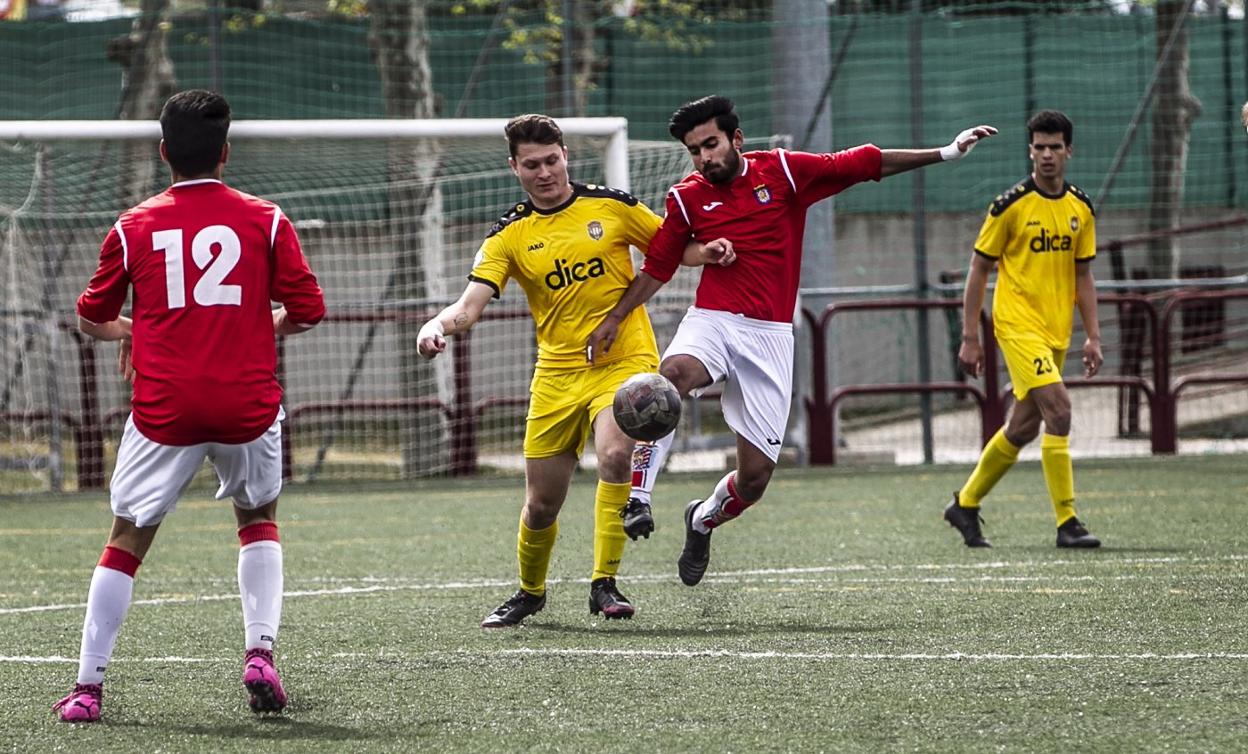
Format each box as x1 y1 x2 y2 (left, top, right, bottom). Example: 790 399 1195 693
524 353 659 459
998 332 1067 401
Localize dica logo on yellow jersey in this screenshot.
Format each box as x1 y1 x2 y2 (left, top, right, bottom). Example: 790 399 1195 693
545 257 606 289
1029 227 1074 253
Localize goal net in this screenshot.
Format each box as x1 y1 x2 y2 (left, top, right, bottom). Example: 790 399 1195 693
0 118 718 492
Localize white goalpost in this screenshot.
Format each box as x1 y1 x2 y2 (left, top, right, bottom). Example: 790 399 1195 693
0 117 714 490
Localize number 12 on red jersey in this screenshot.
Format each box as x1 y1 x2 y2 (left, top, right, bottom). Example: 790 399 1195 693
152 225 243 309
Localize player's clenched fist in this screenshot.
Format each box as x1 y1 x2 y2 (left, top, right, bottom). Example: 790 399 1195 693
585 315 621 365
1082 336 1103 378
958 338 984 379
703 237 736 267
417 319 447 359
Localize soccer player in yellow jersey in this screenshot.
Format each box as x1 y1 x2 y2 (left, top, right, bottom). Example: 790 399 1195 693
944 110 1104 549
417 114 733 627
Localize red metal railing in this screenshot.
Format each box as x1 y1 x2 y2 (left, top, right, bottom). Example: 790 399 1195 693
803 299 1002 465
277 307 533 478
1154 289 1248 453
801 291 1205 464
16 288 1248 486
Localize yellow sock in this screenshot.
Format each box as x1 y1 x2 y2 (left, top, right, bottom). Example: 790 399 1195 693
592 480 630 581
517 517 558 596
1041 433 1076 526
959 428 1021 508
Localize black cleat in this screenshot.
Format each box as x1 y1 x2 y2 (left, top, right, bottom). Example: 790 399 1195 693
481 589 546 628
944 494 992 548
1056 517 1101 548
621 497 655 540
677 500 712 586
588 577 635 619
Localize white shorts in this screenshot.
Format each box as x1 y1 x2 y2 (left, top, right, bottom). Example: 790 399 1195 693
109 410 285 528
663 306 794 462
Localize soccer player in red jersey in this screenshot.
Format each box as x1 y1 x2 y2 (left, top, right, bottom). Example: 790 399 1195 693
587 95 996 585
53 90 325 723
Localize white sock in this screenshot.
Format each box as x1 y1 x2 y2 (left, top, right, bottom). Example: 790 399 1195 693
238 540 283 651
77 566 135 685
693 471 751 534
629 430 675 506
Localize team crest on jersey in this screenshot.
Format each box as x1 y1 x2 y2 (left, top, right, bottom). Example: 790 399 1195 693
587 220 604 240
1070 216 1079 232
753 184 771 204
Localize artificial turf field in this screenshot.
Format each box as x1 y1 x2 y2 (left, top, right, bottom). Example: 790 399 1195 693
1 455 1245 753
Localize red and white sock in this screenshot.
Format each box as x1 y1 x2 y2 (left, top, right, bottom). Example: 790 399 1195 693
692 471 755 533
238 522 283 651
629 431 675 506
77 546 141 685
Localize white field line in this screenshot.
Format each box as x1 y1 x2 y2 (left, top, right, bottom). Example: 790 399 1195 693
4 649 1247 665
0 656 207 664
2 553 1244 617
494 648 1248 662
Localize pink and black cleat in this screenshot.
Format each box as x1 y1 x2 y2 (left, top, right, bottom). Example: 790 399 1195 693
53 683 102 723
243 648 288 713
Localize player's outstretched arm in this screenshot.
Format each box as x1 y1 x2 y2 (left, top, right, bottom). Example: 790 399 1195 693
880 125 998 177
585 271 666 364
418 281 494 360
958 254 994 378
1075 261 1103 378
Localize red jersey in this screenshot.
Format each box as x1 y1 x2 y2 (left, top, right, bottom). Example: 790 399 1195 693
644 146 882 322
77 179 325 446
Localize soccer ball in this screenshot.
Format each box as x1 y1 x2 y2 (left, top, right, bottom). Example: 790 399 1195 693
612 372 682 442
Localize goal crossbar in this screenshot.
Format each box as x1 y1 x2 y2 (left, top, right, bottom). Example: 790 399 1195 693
0 117 632 192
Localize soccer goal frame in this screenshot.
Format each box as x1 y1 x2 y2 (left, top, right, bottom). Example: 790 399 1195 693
0 117 632 490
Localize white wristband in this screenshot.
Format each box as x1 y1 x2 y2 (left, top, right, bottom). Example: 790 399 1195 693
940 128 981 161
418 319 444 341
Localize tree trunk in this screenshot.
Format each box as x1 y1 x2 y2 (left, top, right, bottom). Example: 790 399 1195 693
368 0 448 478
1147 0 1202 279
109 0 176 207
546 0 597 116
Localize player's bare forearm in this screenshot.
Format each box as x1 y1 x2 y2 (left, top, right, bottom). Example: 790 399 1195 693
78 315 131 342
609 271 665 323
1075 262 1103 376
418 282 493 359
881 125 998 177
1075 262 1101 341
958 255 993 378
439 282 494 336
880 149 943 177
680 238 736 267
961 255 993 342
585 271 666 364
272 307 318 336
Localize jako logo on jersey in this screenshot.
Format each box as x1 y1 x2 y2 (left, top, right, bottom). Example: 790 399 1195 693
528 241 545 252
753 184 771 204
545 257 606 289
587 220 604 241
1030 228 1074 253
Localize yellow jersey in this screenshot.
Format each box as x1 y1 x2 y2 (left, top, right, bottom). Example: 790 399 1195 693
469 182 662 370
974 177 1096 348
